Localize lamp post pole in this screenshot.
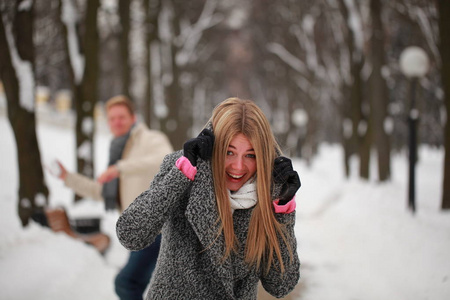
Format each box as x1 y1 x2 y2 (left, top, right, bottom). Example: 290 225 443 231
399 46 429 214
408 78 418 213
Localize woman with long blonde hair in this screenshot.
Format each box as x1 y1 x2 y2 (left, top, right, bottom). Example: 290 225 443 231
117 97 301 299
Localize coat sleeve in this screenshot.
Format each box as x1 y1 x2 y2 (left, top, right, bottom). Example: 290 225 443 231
259 212 300 298
64 172 103 201
116 151 192 251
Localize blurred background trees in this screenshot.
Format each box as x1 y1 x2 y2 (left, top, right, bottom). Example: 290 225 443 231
1 0 448 225
0 0 49 226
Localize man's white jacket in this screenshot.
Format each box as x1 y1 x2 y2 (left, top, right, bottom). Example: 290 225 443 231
65 123 173 212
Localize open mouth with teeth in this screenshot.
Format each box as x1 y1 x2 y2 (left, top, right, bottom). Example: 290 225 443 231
227 173 245 180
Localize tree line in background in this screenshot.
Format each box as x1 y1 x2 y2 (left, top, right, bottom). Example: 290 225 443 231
0 0 449 226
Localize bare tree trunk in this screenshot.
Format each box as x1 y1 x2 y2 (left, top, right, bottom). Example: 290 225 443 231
0 1 49 226
119 0 130 98
349 58 371 180
338 0 367 178
369 0 391 181
360 112 372 179
58 0 100 184
76 0 100 181
159 0 188 150
143 0 161 126
438 0 450 209
225 31 252 99
162 43 185 149
347 2 370 179
56 0 80 194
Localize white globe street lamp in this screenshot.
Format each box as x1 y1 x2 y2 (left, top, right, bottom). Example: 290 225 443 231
400 47 430 78
292 109 308 128
399 46 430 213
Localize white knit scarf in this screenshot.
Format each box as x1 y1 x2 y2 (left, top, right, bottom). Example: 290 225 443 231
228 176 257 213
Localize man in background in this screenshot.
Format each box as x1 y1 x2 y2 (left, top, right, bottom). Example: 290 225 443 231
54 95 173 300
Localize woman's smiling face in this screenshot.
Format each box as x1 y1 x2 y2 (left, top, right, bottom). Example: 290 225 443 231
225 133 257 192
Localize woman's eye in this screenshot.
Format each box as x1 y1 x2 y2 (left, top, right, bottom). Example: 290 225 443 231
246 154 256 158
226 151 233 156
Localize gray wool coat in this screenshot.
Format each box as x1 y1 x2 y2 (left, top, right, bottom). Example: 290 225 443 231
116 150 300 300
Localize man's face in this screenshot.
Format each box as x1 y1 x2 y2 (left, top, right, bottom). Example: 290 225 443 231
107 105 136 137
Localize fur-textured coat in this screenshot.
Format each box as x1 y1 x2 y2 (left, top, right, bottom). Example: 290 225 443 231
116 151 300 299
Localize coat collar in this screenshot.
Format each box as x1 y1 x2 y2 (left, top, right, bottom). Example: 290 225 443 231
184 158 236 298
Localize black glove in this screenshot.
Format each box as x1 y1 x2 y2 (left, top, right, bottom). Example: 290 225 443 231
183 129 215 167
273 156 301 205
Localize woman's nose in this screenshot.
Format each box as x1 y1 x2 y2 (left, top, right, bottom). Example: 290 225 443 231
231 157 244 170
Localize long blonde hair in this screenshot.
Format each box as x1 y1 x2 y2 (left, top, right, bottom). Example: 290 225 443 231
210 97 291 273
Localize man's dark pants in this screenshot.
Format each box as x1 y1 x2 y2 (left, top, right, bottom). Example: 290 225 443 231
115 234 162 300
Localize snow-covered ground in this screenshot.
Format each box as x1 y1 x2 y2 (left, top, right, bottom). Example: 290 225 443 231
0 114 449 300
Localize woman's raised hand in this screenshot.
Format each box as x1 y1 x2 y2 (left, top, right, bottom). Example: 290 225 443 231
273 156 301 205
183 129 215 167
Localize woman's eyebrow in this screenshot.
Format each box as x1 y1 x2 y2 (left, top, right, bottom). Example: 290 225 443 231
228 144 254 152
